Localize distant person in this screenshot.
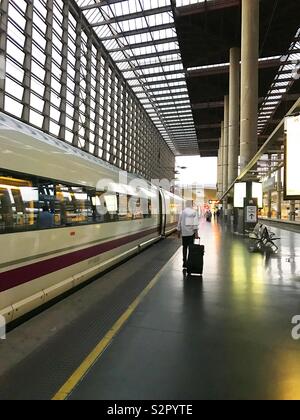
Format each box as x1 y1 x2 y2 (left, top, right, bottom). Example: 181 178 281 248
39 205 54 229
216 209 221 221
177 200 199 269
206 209 212 222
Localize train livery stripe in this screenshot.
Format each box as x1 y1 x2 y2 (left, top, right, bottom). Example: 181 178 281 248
0 227 159 293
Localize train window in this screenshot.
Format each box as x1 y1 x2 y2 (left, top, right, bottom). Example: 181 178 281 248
127 196 152 220
0 170 155 234
118 194 131 221
0 175 40 233
55 185 76 226
71 187 94 224
55 185 94 226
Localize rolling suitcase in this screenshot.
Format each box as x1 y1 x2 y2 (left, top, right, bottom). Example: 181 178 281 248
187 239 205 276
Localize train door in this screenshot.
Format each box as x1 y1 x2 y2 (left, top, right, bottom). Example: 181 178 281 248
159 189 167 236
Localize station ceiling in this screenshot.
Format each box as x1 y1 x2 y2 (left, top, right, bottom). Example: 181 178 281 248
175 0 300 156
75 0 199 156
76 0 300 158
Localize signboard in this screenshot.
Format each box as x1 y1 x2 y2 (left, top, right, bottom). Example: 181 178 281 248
285 115 300 199
246 206 257 223
234 182 262 208
234 182 247 208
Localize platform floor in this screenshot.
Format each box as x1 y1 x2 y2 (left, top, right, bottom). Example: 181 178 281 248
1 220 300 400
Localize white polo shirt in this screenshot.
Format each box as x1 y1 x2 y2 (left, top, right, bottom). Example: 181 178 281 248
177 207 199 237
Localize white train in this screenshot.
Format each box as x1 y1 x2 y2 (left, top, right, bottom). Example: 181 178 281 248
0 113 183 324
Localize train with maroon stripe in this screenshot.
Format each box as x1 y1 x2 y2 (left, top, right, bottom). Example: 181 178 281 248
0 113 183 323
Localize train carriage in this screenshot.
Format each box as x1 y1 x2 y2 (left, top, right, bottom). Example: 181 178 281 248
0 113 182 323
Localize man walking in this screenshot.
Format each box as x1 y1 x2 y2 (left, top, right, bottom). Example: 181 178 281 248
177 200 199 269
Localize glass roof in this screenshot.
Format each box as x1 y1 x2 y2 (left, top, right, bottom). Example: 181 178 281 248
257 31 300 136
75 0 199 155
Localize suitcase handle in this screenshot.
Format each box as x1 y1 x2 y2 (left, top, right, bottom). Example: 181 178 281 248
194 236 201 244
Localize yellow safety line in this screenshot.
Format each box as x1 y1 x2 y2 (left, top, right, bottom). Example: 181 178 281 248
52 249 180 401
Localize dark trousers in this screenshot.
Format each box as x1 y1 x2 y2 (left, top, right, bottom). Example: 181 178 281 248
182 235 195 265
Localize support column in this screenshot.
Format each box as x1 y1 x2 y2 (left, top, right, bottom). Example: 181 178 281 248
223 95 229 193
240 0 259 170
217 147 223 198
220 121 225 195
223 97 229 220
228 48 240 185
277 156 282 220
267 157 272 218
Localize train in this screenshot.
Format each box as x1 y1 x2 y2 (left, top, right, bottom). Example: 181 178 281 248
0 112 183 324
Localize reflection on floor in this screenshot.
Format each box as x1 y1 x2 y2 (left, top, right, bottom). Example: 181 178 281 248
70 219 300 400
0 220 300 400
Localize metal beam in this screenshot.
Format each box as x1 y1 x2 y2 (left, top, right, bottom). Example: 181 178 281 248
122 59 182 72
126 69 185 81
176 0 240 17
196 123 221 129
0 0 8 111
146 84 187 93
147 97 189 105
94 50 102 158
149 91 189 99
21 0 33 123
84 34 93 152
80 0 128 11
188 58 286 78
109 37 178 53
115 49 180 63
99 23 175 41
167 123 195 128
170 134 197 139
130 77 187 88
159 104 191 110
108 70 116 164
72 18 82 148
161 111 193 117
192 101 225 110
172 139 198 143
90 5 173 27
58 0 69 141
42 0 53 132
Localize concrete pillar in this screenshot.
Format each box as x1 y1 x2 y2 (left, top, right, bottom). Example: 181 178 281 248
217 147 223 198
267 158 272 218
277 158 282 220
240 0 259 170
228 48 240 185
223 96 229 192
220 121 225 195
223 97 229 220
